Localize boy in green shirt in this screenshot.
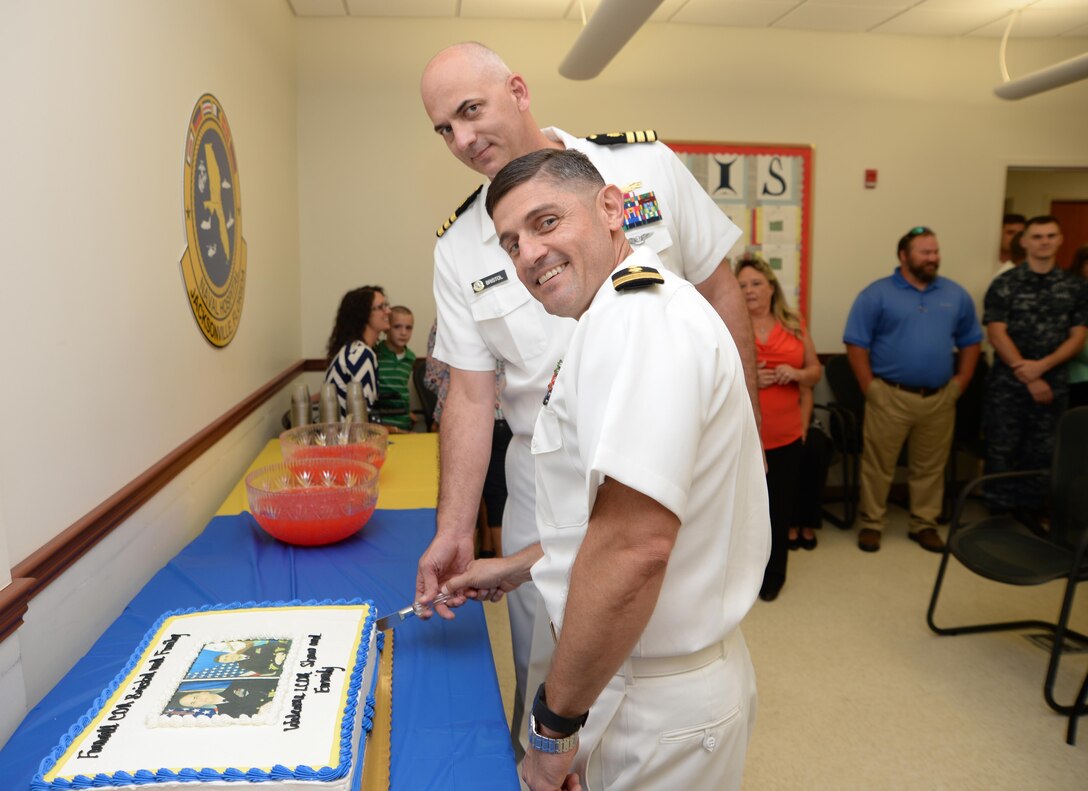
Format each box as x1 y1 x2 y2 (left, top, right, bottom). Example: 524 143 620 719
375 306 418 430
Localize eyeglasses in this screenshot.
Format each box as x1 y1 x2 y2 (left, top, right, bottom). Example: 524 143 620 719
371 303 391 313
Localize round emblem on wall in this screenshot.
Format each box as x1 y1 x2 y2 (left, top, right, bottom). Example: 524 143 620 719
180 94 247 347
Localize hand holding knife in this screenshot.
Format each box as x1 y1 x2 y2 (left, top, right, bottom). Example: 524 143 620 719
374 591 455 631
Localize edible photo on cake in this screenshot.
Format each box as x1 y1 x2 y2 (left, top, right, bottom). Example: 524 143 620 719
163 677 280 719
184 638 292 679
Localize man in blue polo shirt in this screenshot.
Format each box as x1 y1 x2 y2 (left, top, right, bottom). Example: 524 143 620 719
844 227 982 553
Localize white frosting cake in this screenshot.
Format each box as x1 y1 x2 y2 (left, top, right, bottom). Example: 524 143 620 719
33 600 382 791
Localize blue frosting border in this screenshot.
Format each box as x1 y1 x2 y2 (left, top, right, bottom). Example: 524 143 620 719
31 598 376 789
350 630 386 790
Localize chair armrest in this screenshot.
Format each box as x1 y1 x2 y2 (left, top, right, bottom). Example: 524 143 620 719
814 402 859 453
950 468 1050 535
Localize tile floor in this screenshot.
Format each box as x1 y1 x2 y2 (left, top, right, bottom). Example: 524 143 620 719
483 501 1088 790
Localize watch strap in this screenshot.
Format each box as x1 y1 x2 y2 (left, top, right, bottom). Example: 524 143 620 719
528 714 579 754
532 683 589 737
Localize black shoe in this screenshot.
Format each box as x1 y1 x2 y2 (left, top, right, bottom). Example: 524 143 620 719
788 534 800 551
759 581 783 602
799 533 817 551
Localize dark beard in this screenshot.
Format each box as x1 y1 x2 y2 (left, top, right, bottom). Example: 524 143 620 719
909 262 937 283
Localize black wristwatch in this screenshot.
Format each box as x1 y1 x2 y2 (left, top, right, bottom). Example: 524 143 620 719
531 683 589 737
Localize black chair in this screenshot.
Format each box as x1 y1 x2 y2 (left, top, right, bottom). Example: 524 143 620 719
812 399 859 529
413 357 439 431
1070 664 1088 745
818 354 866 529
942 356 989 520
927 407 1088 720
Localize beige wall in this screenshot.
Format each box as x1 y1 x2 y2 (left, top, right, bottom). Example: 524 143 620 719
0 0 300 743
1005 168 1088 219
296 19 1088 353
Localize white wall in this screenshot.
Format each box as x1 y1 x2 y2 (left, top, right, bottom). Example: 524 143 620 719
0 0 300 743
295 19 1088 353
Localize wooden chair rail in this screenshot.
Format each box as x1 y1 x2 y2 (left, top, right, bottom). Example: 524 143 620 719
1 358 326 641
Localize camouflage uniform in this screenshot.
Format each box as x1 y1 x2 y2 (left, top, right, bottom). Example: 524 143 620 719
982 266 1088 510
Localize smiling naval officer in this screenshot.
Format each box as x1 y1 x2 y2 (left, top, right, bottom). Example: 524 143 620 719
441 149 770 791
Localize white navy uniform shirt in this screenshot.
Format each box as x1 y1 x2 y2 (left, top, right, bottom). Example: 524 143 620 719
529 247 770 657
431 127 742 442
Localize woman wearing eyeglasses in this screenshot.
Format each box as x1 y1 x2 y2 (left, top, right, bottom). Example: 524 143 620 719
736 255 822 602
325 285 391 420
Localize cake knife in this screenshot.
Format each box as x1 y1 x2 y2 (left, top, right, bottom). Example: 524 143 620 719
375 592 453 631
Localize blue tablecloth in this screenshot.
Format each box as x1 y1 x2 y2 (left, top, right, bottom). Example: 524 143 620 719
0 510 518 790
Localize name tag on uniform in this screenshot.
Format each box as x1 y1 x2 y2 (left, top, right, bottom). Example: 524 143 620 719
471 269 509 294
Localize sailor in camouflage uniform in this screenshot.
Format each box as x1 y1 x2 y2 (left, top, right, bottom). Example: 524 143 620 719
983 215 1088 513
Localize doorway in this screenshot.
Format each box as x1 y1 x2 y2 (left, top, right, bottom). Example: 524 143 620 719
1005 167 1088 269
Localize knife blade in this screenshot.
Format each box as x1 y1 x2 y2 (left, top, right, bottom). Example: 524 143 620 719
375 592 453 631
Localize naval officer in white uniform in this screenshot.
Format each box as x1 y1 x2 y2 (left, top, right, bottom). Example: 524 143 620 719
416 42 757 761
443 149 769 791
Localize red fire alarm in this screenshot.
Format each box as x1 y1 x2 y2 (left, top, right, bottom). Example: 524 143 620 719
865 169 878 189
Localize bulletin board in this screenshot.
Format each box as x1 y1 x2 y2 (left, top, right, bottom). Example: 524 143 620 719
666 142 813 319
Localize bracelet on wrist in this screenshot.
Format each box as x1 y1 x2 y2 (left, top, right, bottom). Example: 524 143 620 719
528 714 579 754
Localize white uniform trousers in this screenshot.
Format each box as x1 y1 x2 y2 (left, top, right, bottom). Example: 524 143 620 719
575 629 758 791
504 436 556 766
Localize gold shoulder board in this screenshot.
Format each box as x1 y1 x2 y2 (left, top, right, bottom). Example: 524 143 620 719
436 185 484 238
611 265 665 291
585 130 658 146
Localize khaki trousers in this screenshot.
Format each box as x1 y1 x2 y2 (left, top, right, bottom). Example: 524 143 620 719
858 378 959 533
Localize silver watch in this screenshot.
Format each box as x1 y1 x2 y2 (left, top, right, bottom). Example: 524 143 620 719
528 713 579 754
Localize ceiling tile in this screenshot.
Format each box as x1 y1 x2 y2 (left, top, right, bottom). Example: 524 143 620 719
564 0 691 23
289 0 347 16
463 0 571 20
915 0 1022 9
672 0 799 27
801 0 908 6
968 6 1088 37
775 4 906 33
874 7 1011 35
294 0 1088 36
344 0 457 17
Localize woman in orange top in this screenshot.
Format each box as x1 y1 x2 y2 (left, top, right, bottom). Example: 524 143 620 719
736 255 822 601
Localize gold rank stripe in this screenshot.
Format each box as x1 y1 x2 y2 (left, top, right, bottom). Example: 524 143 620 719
585 130 658 146
611 268 664 290
436 184 484 238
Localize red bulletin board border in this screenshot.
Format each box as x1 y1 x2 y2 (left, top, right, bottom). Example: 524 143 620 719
666 141 814 319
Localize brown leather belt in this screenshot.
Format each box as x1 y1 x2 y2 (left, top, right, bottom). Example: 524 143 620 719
878 377 941 397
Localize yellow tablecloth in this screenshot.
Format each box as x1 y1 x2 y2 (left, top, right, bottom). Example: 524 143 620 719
217 432 439 515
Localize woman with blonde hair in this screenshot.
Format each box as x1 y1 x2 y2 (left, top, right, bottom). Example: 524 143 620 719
736 254 822 601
